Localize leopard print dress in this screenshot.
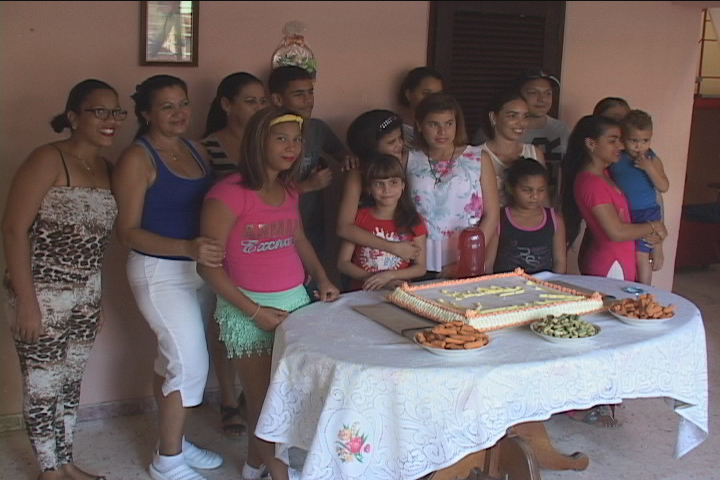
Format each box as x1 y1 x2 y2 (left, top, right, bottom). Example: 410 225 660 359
4 186 117 471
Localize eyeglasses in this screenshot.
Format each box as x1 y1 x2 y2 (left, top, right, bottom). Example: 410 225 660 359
84 108 128 121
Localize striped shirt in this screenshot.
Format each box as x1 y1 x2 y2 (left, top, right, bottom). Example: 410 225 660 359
201 135 236 178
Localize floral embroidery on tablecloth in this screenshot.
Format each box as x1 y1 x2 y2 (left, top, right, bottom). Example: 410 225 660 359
336 422 372 463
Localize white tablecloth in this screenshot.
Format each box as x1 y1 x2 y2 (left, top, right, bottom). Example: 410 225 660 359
256 274 709 480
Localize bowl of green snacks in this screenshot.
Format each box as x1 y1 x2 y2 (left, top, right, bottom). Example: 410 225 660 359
530 314 600 344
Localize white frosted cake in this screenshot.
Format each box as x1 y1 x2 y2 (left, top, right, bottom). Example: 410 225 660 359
388 269 604 332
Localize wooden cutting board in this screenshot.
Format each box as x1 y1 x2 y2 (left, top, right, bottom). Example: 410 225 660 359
352 303 437 340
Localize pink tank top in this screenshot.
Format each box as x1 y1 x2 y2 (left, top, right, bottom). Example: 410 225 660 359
205 174 306 292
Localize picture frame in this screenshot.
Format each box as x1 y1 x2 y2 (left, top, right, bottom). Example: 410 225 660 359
140 1 199 66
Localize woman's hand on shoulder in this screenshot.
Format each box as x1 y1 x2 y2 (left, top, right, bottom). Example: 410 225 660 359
253 306 289 331
342 153 360 172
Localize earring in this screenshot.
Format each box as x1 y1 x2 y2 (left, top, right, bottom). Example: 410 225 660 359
71 123 77 130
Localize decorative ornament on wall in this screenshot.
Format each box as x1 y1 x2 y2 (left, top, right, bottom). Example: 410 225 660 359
271 21 317 78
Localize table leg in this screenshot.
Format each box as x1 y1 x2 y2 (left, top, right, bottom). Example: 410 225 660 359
428 450 487 480
512 422 589 472
497 436 542 480
428 420 588 480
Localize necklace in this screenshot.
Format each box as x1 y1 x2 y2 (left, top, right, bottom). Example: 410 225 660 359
63 149 95 175
155 146 182 162
426 146 456 186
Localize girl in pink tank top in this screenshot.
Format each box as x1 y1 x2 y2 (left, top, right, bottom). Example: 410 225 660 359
199 107 339 480
561 115 667 282
560 114 669 429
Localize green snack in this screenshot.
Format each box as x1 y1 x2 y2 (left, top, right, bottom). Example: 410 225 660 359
532 314 598 339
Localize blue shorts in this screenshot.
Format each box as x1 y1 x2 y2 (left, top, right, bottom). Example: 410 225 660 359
631 205 662 253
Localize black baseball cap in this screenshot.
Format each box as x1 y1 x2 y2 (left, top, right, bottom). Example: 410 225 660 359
515 69 560 88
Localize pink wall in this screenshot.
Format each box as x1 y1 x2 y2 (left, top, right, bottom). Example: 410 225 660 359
559 1 702 290
0 1 430 416
0 1 705 416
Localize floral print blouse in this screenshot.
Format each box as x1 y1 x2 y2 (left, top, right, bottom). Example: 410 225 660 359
406 145 485 271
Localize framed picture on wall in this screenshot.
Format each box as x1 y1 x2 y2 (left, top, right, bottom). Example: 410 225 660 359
140 1 199 66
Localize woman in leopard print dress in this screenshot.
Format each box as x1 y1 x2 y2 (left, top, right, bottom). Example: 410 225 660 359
2 79 125 480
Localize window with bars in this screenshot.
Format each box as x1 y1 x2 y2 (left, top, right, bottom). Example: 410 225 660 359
428 1 566 139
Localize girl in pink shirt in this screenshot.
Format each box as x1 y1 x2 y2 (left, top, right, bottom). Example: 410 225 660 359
561 115 667 282
198 107 339 480
560 114 668 429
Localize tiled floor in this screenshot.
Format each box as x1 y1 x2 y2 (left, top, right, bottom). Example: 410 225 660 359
1 266 717 480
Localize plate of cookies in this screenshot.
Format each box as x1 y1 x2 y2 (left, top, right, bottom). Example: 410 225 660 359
413 321 490 357
608 294 676 327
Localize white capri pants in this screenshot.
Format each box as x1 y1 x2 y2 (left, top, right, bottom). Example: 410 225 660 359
127 251 213 407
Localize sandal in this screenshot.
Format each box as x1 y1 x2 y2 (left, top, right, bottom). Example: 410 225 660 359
220 396 247 438
568 405 620 428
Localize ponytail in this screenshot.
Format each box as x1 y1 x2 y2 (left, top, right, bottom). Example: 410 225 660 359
50 113 72 133
203 72 263 138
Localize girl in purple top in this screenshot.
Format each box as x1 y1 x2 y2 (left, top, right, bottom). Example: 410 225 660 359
199 107 339 480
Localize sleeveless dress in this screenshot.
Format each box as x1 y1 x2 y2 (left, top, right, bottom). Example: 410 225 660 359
4 147 117 472
406 145 485 272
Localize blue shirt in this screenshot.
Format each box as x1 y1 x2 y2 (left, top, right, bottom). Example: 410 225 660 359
136 137 213 260
609 151 658 210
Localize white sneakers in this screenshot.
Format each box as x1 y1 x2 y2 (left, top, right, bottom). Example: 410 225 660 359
149 462 207 480
149 440 223 480
182 439 224 470
242 462 271 480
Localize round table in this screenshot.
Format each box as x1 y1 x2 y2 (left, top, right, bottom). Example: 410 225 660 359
256 273 709 480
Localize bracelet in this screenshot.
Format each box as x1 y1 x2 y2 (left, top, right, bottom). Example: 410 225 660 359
249 303 261 320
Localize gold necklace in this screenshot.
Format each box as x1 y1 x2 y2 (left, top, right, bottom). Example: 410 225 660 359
62 148 95 175
156 146 182 162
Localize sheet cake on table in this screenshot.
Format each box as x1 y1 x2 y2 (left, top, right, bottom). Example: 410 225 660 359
387 268 605 332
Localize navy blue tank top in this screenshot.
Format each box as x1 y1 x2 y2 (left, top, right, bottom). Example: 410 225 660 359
136 137 213 260
494 207 555 274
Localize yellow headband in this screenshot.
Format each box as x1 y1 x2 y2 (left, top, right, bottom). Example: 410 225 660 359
269 114 304 128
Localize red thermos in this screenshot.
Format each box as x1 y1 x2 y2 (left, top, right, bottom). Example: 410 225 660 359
456 222 485 279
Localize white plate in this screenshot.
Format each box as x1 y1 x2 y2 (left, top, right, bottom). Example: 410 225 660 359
412 332 490 357
608 309 675 327
530 321 601 345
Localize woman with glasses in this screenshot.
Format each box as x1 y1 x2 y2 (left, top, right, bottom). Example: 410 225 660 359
112 75 223 480
2 79 124 480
